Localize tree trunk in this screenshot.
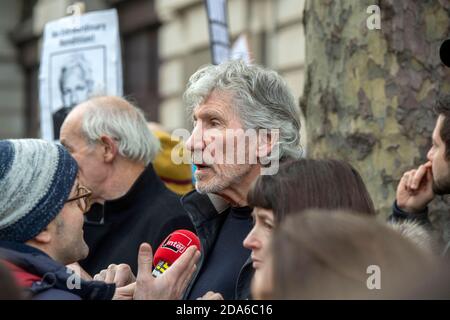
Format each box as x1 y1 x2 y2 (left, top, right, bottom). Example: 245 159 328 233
302 0 450 239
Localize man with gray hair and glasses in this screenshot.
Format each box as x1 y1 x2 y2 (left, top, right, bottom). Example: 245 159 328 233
180 60 302 300
59 96 194 277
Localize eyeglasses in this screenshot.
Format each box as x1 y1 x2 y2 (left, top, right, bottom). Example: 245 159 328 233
66 184 93 214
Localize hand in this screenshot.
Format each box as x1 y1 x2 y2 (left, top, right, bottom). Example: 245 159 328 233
133 243 200 300
93 263 136 287
396 162 434 213
66 262 92 281
113 282 135 300
197 291 224 300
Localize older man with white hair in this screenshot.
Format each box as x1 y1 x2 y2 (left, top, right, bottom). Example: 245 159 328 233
181 60 302 300
60 96 194 276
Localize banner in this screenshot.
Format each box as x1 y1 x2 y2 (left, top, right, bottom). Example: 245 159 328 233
204 0 230 65
39 8 123 140
230 33 252 64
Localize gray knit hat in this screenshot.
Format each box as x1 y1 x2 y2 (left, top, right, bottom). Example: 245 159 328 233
0 139 78 242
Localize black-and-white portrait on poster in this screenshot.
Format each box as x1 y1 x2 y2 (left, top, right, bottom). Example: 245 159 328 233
50 48 106 138
39 9 122 140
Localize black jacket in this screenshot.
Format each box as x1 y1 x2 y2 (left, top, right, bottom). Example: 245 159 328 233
389 200 431 226
181 190 254 300
0 241 115 300
80 164 195 275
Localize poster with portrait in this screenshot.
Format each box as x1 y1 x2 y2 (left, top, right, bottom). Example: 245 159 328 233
39 9 123 141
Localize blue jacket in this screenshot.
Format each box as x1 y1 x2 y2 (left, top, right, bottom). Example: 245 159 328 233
0 241 115 300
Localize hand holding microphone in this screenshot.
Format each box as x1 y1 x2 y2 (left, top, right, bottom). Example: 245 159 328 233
133 230 201 300
152 229 201 277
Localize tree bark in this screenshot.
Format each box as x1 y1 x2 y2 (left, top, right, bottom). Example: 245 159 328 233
302 0 450 238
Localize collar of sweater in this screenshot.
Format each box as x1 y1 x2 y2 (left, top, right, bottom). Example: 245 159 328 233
102 164 168 216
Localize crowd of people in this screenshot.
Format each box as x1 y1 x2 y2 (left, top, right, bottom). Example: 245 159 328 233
1 59 450 300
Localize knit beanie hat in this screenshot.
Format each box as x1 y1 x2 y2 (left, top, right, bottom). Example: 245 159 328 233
0 139 78 242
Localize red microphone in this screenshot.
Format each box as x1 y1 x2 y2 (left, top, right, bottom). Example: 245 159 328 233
152 229 201 277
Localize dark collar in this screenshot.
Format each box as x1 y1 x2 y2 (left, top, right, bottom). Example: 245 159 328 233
103 164 167 214
0 241 50 259
0 241 115 300
181 190 224 228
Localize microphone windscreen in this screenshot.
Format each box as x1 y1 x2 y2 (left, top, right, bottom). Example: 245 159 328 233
153 229 200 266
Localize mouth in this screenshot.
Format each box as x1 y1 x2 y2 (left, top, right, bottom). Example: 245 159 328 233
195 164 211 171
251 257 262 269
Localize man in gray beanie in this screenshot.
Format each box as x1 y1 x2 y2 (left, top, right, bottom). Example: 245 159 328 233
0 139 199 300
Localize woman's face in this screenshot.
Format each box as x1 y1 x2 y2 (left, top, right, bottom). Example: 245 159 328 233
244 207 275 299
251 242 273 300
243 207 275 270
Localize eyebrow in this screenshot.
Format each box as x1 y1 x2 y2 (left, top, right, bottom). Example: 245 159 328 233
254 210 273 220
194 109 225 122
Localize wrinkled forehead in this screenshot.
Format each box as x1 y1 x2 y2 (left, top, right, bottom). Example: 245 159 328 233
192 90 240 119
60 108 88 145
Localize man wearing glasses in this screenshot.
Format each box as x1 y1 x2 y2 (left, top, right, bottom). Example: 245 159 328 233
0 139 199 300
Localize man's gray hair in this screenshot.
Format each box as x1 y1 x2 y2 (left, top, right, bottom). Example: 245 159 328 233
184 60 302 161
80 96 160 165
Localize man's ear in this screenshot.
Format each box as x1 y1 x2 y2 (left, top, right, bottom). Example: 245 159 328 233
256 129 279 159
32 226 52 244
99 135 118 163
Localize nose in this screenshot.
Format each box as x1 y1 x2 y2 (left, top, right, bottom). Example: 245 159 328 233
243 227 260 251
186 122 205 153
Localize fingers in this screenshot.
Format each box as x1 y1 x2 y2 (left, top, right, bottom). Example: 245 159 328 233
162 246 200 299
411 165 427 189
167 246 198 281
180 249 201 285
399 170 415 193
178 259 198 298
400 164 432 193
93 264 135 287
177 248 201 298
115 264 135 287
112 282 136 300
198 291 224 300
397 163 435 213
136 243 154 282
93 269 107 282
104 264 117 283
405 170 416 191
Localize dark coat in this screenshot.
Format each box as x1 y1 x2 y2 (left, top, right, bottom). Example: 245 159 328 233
181 190 254 300
0 241 115 300
80 164 195 275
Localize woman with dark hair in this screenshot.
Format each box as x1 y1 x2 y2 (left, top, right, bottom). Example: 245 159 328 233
243 158 376 292
252 210 441 299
